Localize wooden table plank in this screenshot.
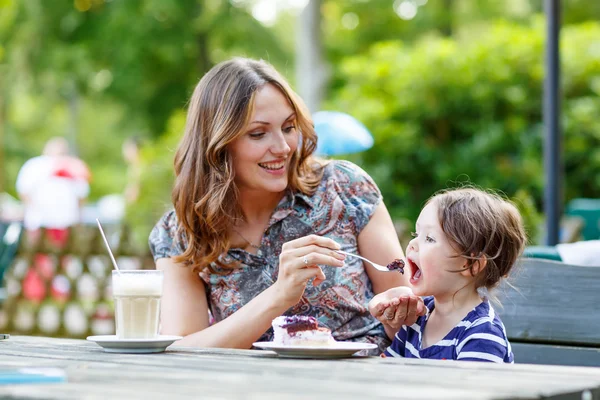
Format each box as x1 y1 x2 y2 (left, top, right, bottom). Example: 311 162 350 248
1 336 600 400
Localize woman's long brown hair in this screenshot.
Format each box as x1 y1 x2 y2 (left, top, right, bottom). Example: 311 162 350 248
172 58 323 274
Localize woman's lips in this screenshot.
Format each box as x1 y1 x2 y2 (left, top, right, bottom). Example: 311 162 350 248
258 160 285 170
258 160 287 175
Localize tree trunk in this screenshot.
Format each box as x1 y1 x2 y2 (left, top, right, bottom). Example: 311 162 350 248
440 0 453 36
67 83 79 155
196 1 211 76
295 0 327 113
0 77 6 194
197 32 211 75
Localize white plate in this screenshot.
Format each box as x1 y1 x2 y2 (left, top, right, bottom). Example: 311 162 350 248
252 341 377 359
86 335 182 354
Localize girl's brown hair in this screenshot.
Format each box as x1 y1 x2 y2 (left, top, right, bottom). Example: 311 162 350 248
427 188 527 291
172 58 324 273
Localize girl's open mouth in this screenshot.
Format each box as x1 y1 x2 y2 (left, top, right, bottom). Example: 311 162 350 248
408 258 422 284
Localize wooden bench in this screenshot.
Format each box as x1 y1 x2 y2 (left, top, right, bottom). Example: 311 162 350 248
497 257 600 366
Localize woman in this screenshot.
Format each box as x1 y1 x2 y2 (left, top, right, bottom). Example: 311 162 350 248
149 57 423 354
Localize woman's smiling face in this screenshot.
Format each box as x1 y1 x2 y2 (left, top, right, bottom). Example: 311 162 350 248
228 83 299 194
405 202 469 298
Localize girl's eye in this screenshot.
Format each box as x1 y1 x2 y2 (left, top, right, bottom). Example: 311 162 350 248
283 125 296 134
410 232 418 238
425 235 435 243
249 132 265 139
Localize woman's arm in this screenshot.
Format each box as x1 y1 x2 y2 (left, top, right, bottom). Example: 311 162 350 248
158 257 287 348
358 202 409 291
358 202 424 339
157 235 345 348
156 258 209 338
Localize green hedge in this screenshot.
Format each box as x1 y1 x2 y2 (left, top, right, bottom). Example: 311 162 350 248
327 19 600 243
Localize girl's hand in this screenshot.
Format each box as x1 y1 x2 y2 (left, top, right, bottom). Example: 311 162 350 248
369 287 426 330
274 234 346 307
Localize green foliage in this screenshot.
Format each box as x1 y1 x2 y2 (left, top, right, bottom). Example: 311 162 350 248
125 111 185 247
3 1 600 249
512 189 543 245
328 20 600 243
1 0 290 199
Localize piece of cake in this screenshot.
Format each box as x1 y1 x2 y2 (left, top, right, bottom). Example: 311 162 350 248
272 316 336 346
386 258 405 273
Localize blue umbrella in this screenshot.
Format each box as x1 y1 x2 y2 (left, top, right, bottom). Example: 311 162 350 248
313 111 374 156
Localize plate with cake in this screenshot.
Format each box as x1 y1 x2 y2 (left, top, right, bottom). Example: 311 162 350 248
253 316 377 359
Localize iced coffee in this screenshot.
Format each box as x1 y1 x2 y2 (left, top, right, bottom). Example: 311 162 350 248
112 270 163 339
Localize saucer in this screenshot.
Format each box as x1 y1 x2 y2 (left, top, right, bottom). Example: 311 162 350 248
86 335 182 354
252 341 377 359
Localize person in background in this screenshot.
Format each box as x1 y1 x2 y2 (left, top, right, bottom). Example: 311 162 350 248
16 137 90 241
370 188 526 362
149 57 425 355
16 137 91 302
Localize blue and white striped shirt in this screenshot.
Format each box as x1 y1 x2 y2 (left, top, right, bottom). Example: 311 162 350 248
384 296 513 363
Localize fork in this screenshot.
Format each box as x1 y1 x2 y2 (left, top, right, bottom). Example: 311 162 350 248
335 250 395 272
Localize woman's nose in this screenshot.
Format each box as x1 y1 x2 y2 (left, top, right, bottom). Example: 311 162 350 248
271 132 291 155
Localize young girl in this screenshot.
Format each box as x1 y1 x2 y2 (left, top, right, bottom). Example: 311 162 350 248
370 188 526 362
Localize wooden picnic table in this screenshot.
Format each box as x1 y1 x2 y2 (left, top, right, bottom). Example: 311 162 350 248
2 336 600 399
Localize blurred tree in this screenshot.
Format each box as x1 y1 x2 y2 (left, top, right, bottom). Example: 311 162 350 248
1 0 289 202
78 0 290 136
296 0 327 113
2 0 289 139
323 0 600 57
126 110 185 247
327 20 600 243
322 0 600 92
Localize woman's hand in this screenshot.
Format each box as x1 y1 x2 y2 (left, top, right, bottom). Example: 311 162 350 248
369 287 426 331
274 234 346 307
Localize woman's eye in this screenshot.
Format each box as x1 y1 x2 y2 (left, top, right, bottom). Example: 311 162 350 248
283 125 296 133
249 132 265 139
410 232 418 238
425 235 435 243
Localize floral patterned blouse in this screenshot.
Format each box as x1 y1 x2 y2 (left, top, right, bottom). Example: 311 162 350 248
149 160 389 354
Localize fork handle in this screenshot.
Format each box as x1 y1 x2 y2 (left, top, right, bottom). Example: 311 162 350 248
335 250 369 264
335 250 358 259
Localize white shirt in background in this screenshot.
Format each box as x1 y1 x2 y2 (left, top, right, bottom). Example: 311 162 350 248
16 155 90 230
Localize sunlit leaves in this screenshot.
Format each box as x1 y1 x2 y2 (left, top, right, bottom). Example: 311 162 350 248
329 20 600 243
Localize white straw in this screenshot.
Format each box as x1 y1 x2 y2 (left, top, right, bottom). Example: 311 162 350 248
96 218 121 274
